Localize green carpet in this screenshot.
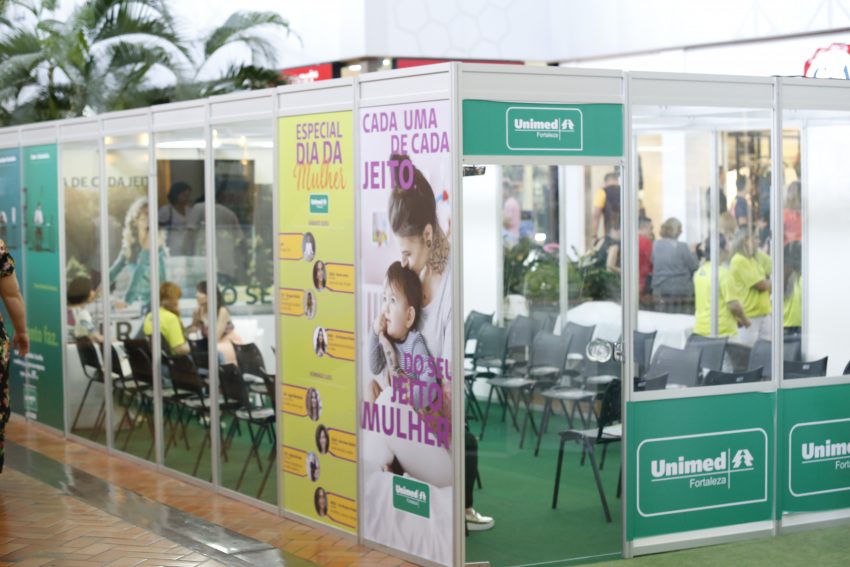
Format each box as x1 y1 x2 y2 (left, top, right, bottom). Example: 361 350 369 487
466 402 622 567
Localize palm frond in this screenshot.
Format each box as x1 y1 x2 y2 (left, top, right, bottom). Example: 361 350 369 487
203 11 289 65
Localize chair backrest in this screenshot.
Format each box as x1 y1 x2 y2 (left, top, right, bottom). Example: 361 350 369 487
188 337 209 370
168 354 206 396
784 357 829 379
530 310 557 333
124 338 153 387
686 334 728 373
596 379 622 440
748 339 772 378
233 342 269 378
844 360 850 376
633 330 657 374
507 315 536 350
464 311 493 342
561 322 595 357
649 345 702 388
110 344 126 380
75 336 103 381
218 363 251 410
473 323 508 364
703 368 763 385
634 373 668 391
529 332 570 376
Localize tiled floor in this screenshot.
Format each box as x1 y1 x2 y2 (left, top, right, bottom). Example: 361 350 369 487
4 415 417 567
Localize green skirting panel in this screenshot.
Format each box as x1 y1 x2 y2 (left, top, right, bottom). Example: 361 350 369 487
627 393 775 540
779 384 850 514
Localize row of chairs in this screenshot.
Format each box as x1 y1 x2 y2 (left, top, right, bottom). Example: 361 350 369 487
74 336 277 497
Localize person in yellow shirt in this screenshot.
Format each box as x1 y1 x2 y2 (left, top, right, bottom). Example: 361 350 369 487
693 235 750 338
590 171 621 240
729 230 771 346
783 240 802 334
143 281 189 356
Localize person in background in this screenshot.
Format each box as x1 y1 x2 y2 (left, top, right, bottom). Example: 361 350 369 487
0 239 29 473
730 230 772 346
783 180 802 245
733 174 750 229
590 171 621 240
67 276 103 343
783 240 802 336
502 196 521 248
638 217 654 299
33 202 44 251
693 235 749 338
158 181 192 256
143 281 189 355
652 217 698 313
186 281 241 365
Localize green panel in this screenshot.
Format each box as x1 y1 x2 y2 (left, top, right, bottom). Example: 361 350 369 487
627 393 775 540
463 100 623 157
779 385 850 513
393 475 430 518
21 144 63 430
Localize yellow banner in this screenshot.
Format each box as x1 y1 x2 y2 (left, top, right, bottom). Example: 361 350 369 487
278 111 357 533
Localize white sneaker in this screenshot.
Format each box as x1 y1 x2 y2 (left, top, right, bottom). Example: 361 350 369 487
465 508 494 531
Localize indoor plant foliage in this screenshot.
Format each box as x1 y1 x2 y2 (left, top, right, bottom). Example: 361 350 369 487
0 0 295 125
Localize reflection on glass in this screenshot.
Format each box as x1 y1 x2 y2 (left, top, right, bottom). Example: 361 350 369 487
632 108 774 387
156 128 211 480
212 123 276 503
464 164 622 566
104 134 155 459
63 142 106 443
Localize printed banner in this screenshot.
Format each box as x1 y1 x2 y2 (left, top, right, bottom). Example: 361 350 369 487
278 111 356 532
19 144 63 429
359 100 454 566
627 393 774 540
779 384 850 513
0 148 25 413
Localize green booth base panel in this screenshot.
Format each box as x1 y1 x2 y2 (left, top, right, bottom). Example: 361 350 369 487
631 519 773 556
626 393 775 540
780 507 850 532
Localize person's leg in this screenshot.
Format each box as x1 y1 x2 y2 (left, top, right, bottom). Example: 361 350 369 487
465 430 493 530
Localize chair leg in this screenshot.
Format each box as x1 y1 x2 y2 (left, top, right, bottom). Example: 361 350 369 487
192 428 210 477
503 389 522 433
518 388 538 449
90 400 106 440
584 439 612 522
552 436 567 509
479 385 497 440
71 380 94 432
257 443 276 498
534 399 553 456
600 443 608 470
617 464 622 499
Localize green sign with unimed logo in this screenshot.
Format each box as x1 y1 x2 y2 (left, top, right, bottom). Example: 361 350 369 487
627 393 774 540
506 107 583 151
637 429 768 518
393 476 430 518
463 100 623 157
309 194 329 214
780 384 850 513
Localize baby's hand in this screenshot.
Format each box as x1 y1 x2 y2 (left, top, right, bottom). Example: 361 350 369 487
372 313 386 336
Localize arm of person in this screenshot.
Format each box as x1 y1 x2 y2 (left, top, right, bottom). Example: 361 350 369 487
0 268 28 356
682 243 699 272
162 312 190 355
590 188 606 237
368 327 387 375
752 279 771 292
108 253 127 281
606 243 621 273
727 299 751 328
215 307 231 342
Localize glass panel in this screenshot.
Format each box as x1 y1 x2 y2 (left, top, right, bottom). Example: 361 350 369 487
783 110 849 379
62 141 106 443
105 133 155 460
210 122 276 503
155 128 210 479
464 163 623 566
632 106 773 389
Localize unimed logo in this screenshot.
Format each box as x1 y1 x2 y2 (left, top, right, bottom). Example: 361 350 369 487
512 116 575 134
650 448 755 488
801 439 850 469
392 476 430 518
505 106 583 151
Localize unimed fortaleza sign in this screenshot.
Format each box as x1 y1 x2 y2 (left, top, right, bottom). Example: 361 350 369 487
637 429 769 517
789 418 850 497
505 106 583 151
393 476 430 519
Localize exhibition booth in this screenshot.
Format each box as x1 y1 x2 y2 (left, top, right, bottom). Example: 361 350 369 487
0 63 849 566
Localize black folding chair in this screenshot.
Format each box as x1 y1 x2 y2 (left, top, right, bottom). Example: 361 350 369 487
748 339 772 378
686 334 728 382
72 337 106 440
784 357 829 379
647 345 701 388
703 368 763 385
634 373 668 391
552 378 622 522
464 311 493 359
466 323 508 436
122 339 156 458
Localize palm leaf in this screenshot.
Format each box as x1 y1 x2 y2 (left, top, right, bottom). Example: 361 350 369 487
203 11 291 66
